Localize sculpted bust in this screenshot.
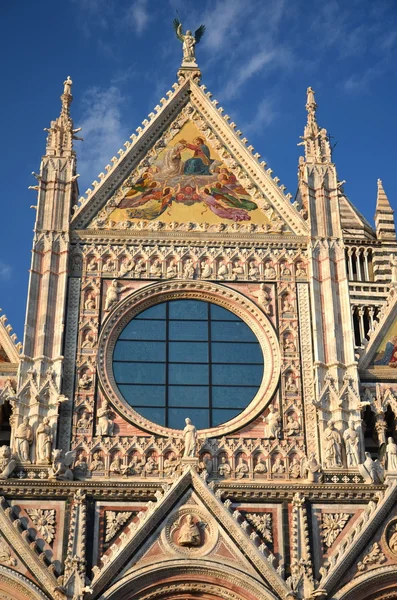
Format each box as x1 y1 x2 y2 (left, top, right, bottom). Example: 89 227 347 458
177 514 201 547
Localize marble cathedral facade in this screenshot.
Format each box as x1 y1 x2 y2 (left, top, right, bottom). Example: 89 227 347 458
0 38 397 600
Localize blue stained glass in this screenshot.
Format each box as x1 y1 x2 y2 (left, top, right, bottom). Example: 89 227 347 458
212 364 263 386
212 408 242 426
135 406 166 425
112 299 264 428
168 386 209 407
169 341 208 363
114 362 166 384
169 321 208 341
114 341 166 362
169 300 208 320
212 386 257 408
134 304 166 319
168 363 209 385
119 385 165 406
120 320 166 340
211 341 263 364
210 305 240 320
211 321 257 342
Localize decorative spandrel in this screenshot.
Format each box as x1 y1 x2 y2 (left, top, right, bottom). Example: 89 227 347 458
92 120 284 231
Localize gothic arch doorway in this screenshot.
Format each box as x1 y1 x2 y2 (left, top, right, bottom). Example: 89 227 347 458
98 560 278 600
333 565 397 600
0 566 50 600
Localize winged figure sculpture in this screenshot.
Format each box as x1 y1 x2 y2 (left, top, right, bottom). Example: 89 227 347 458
173 18 205 64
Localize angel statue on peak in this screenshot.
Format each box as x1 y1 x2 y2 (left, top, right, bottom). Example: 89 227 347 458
173 18 205 64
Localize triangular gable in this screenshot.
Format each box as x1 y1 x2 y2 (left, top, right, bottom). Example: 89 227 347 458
0 311 21 368
90 468 289 599
359 289 397 371
71 76 307 237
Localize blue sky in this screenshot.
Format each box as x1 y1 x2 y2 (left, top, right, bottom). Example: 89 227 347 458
1 0 396 340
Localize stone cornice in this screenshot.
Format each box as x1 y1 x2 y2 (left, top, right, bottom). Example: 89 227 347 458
0 477 385 501
71 230 309 247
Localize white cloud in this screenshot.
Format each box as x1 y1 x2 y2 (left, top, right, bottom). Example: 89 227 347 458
76 86 128 188
222 49 278 100
125 0 150 35
0 262 11 281
202 0 243 51
245 98 277 133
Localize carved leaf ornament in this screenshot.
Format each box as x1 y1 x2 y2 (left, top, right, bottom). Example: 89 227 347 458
321 513 350 548
245 513 273 543
27 508 56 545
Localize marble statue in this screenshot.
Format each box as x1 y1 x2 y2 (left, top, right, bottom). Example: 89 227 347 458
343 420 360 467
235 458 249 479
218 263 228 280
386 437 397 471
150 259 162 277
263 405 281 438
90 451 104 472
97 400 114 436
36 417 52 464
49 449 75 480
264 262 276 279
183 418 197 457
254 456 267 474
252 283 271 314
218 456 231 477
301 453 323 483
164 453 180 476
177 514 201 546
323 420 343 468
359 452 384 484
15 417 33 463
78 372 92 389
110 455 121 474
286 415 300 436
183 259 195 279
173 19 205 64
105 280 127 311
200 261 212 279
77 411 92 429
0 446 16 480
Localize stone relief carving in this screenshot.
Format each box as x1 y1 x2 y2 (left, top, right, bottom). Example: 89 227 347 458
321 513 350 548
0 537 17 567
27 508 56 545
384 518 397 558
357 542 386 571
163 506 217 557
245 513 272 543
105 510 134 543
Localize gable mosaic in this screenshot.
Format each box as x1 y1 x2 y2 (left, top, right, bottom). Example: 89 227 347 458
0 21 397 600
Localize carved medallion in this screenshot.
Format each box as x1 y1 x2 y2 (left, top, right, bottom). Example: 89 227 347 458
383 517 397 559
162 506 218 556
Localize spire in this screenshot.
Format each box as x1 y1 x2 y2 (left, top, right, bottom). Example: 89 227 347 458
375 178 396 240
43 76 82 157
298 87 331 164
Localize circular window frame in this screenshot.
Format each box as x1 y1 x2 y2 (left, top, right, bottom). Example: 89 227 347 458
97 280 280 438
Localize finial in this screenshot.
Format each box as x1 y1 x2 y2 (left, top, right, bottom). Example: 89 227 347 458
306 86 317 115
63 76 73 96
173 18 205 68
